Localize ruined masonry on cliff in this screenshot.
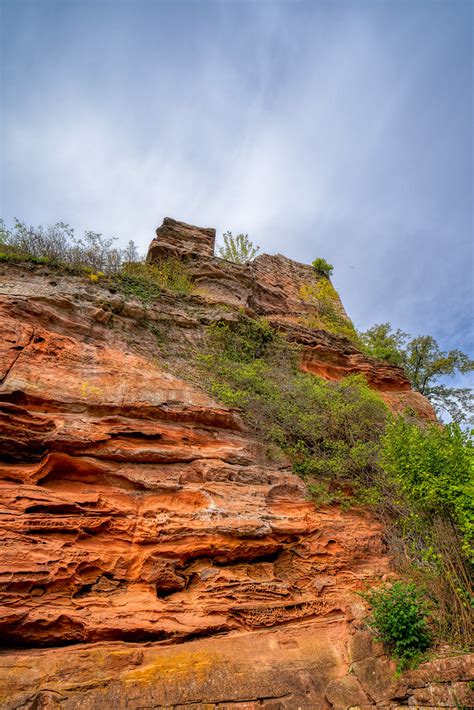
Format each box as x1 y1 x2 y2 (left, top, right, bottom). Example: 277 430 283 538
0 217 464 710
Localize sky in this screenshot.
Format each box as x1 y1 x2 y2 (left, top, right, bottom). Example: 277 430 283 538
1 0 473 379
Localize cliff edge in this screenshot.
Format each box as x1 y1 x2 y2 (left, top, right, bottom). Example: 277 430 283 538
0 219 470 709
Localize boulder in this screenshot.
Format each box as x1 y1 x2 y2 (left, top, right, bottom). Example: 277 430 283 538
147 217 216 260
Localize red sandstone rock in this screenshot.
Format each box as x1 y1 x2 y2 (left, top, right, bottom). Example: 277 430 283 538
146 218 436 420
0 226 444 707
148 217 216 260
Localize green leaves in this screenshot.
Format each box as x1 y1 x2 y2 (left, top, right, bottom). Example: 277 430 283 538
201 314 388 484
299 278 359 342
381 418 474 560
358 324 474 422
217 231 260 264
118 259 193 301
363 581 431 670
311 257 334 278
358 322 406 366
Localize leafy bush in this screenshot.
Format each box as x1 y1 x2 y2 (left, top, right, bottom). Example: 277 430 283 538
119 260 193 300
218 231 260 264
358 323 405 366
379 417 473 643
299 279 359 342
363 581 431 669
200 315 387 483
0 219 136 274
381 418 473 559
312 257 334 278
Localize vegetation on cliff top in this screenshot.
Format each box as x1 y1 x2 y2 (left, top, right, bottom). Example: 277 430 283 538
312 257 334 278
0 218 193 300
299 275 359 342
217 231 260 263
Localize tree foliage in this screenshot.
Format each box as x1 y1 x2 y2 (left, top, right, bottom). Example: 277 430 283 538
381 417 474 559
218 231 259 264
359 323 474 422
312 257 334 278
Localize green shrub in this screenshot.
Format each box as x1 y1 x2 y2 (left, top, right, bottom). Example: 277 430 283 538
363 581 431 669
312 257 334 278
118 259 193 301
299 279 359 342
381 418 473 559
379 417 473 643
218 231 260 263
358 323 405 366
200 315 387 483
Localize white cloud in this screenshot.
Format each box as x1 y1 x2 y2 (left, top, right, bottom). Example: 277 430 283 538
1 0 472 361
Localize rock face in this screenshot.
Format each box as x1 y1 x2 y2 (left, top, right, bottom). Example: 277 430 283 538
148 218 436 421
148 217 216 260
0 220 451 709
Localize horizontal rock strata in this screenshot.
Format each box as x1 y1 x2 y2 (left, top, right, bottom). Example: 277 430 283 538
0 224 443 708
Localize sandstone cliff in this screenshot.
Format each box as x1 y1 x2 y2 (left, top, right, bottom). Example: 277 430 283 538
0 219 470 709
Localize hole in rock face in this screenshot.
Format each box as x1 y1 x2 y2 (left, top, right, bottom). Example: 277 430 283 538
108 430 163 440
156 586 180 599
34 336 45 343
36 452 145 491
0 615 87 648
73 583 94 598
25 502 88 514
73 572 122 597
0 390 28 405
213 548 282 567
37 454 107 486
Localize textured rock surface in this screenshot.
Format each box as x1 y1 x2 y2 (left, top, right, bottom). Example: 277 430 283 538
148 217 216 260
0 226 447 708
149 219 436 420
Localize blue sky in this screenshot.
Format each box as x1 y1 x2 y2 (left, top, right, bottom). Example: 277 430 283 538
1 0 472 375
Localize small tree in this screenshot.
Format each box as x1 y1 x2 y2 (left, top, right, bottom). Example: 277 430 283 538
312 258 333 278
359 323 474 422
358 323 406 366
122 239 141 263
218 231 259 264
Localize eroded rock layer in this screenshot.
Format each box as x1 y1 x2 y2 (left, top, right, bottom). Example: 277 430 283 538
0 229 452 708
0 271 387 646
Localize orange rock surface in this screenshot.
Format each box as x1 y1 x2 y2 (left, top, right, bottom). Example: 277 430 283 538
0 224 446 708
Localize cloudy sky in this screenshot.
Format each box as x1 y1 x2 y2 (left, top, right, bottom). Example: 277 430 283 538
1 0 472 371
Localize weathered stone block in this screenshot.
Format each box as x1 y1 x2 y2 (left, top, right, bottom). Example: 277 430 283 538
325 674 370 709
148 216 216 260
